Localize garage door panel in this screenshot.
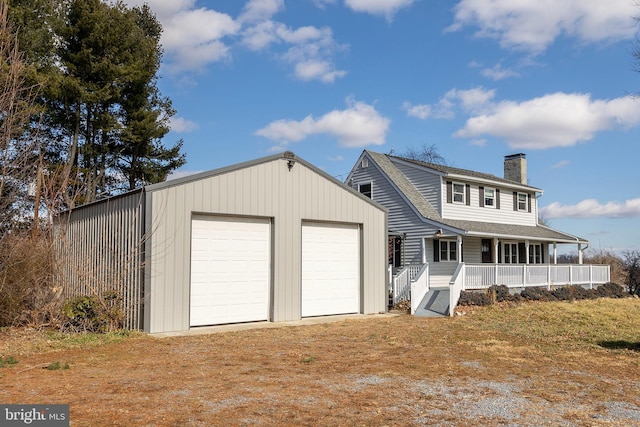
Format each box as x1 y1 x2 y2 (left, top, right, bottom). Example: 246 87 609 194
302 222 360 317
190 216 270 327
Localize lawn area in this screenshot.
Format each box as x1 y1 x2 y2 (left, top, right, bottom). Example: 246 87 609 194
1 297 639 426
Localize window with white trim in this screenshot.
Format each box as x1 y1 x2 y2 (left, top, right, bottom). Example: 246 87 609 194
517 193 528 211
452 182 465 204
484 188 496 208
358 182 372 198
529 244 543 264
440 240 457 262
503 242 518 264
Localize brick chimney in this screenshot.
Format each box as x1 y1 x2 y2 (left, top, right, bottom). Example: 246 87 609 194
504 153 527 185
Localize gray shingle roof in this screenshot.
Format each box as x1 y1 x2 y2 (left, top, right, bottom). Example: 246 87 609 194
389 154 542 191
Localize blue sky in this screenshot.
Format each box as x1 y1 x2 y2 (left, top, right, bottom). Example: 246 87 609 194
122 0 640 254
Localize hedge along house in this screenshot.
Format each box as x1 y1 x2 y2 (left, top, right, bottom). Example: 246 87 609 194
56 152 388 334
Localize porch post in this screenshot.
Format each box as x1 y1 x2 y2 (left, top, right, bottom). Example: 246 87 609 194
420 237 426 264
494 240 499 263
578 243 583 265
553 243 557 264
457 235 463 264
525 240 530 264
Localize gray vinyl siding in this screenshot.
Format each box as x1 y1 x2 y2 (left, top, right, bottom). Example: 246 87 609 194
145 157 387 333
441 180 538 226
55 190 145 330
393 161 442 213
350 156 437 267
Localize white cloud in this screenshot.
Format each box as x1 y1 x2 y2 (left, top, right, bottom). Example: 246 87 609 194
240 12 347 83
551 160 570 169
403 87 495 120
481 63 519 81
295 60 347 83
448 0 637 53
344 0 415 20
454 93 640 149
402 102 432 120
121 0 345 82
169 117 198 133
540 199 640 219
313 0 337 8
238 0 284 24
255 98 390 148
121 1 240 73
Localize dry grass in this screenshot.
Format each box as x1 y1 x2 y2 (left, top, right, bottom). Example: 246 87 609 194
1 298 639 426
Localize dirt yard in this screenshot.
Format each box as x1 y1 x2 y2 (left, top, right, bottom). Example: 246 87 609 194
1 298 639 426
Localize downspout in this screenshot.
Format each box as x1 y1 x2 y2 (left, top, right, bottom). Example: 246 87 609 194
578 240 590 265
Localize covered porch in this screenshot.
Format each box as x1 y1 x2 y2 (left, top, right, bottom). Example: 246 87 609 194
388 224 611 316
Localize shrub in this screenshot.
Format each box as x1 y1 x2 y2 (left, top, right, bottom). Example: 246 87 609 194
458 291 492 306
62 291 123 333
487 285 515 303
0 234 63 328
596 282 627 298
520 287 556 302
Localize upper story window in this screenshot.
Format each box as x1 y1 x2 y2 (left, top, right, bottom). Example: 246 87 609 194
358 182 372 198
361 158 369 168
452 182 465 204
517 192 528 211
484 188 495 207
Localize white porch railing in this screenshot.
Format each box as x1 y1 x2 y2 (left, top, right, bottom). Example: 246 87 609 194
410 264 430 315
464 264 610 290
390 264 427 305
449 263 465 318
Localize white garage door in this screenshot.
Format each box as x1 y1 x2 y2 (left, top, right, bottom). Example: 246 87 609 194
190 216 270 326
302 222 360 317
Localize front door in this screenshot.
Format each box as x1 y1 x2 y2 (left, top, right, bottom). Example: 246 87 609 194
481 239 492 263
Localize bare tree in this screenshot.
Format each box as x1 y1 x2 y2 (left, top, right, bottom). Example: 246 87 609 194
0 0 39 234
394 143 447 165
623 251 640 295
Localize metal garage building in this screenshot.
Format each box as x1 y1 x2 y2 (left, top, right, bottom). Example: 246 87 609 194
56 152 388 334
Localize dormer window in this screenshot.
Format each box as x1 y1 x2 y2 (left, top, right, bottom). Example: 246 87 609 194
452 182 465 204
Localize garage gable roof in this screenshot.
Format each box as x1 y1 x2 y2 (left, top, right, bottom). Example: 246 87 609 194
145 151 387 212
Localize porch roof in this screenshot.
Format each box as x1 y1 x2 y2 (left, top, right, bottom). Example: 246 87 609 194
440 219 588 244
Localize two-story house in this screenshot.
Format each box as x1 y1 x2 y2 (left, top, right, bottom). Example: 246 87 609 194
346 150 610 316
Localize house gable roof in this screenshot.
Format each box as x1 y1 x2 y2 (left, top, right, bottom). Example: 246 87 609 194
363 150 587 244
389 154 542 192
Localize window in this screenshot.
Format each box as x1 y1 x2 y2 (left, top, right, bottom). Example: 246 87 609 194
529 244 543 264
439 240 457 262
503 243 518 264
361 158 369 168
484 188 495 207
358 182 372 198
452 183 465 204
517 193 528 211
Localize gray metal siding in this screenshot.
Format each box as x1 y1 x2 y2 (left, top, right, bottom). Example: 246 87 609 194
145 157 387 333
55 191 145 330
